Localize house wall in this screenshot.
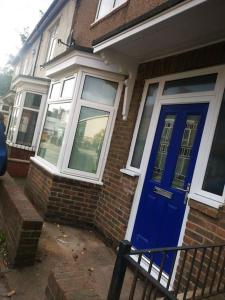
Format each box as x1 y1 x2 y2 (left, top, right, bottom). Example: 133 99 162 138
73 0 169 48
25 41 225 247
35 0 75 78
26 161 102 228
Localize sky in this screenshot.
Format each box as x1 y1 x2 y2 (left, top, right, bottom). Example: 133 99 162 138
0 0 54 69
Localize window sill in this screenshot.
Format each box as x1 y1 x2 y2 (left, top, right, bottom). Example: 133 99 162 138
91 1 129 28
31 157 104 186
188 192 224 210
6 141 35 152
120 168 141 177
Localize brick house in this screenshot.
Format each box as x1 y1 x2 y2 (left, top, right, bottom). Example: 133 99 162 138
10 0 225 290
6 0 76 177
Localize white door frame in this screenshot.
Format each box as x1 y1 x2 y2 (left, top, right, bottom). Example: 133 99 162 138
125 64 225 239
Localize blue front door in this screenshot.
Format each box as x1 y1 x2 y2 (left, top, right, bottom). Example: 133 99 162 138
132 103 208 271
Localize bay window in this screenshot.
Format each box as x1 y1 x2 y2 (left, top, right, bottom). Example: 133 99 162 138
36 72 122 182
96 0 127 20
7 91 44 148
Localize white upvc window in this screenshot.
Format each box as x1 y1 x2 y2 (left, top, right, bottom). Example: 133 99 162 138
125 66 225 208
36 70 123 183
7 91 45 149
96 0 127 20
46 21 59 62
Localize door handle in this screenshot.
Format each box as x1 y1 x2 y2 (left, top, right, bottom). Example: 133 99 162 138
176 183 191 205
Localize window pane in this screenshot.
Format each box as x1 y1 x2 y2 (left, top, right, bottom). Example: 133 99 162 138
81 75 118 106
97 0 113 18
16 109 39 147
61 78 75 99
202 92 225 196
172 115 200 189
24 92 42 109
69 107 109 174
114 0 126 7
50 83 61 100
163 74 217 95
38 103 70 166
131 83 158 168
152 115 176 182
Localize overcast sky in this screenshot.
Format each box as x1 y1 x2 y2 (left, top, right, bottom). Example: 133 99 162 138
0 0 54 69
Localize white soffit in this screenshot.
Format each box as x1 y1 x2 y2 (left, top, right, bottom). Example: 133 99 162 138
93 0 225 62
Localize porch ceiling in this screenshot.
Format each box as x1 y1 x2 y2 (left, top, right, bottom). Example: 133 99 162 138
94 0 225 63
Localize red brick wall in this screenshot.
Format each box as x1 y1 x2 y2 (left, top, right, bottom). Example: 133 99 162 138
73 0 168 48
0 174 43 267
26 161 102 228
174 200 225 293
7 145 35 161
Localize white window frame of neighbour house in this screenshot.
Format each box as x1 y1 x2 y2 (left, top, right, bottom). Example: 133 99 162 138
35 70 123 184
124 65 225 209
7 91 46 150
46 21 59 62
95 0 127 21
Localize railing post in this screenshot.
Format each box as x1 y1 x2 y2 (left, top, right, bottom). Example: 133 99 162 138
107 240 132 300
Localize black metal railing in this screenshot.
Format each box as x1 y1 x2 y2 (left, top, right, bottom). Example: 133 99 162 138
107 240 225 300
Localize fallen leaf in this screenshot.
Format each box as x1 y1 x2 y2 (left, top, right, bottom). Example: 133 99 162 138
73 254 78 261
88 267 94 272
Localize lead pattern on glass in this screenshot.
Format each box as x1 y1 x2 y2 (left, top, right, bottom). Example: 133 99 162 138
152 115 176 182
172 115 200 189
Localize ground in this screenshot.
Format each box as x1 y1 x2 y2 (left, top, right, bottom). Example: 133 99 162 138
0 222 142 299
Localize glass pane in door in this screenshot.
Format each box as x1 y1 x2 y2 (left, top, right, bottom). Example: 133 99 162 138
152 115 176 182
172 115 200 189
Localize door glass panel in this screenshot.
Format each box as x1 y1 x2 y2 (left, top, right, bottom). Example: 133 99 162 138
163 74 217 95
131 83 158 169
172 115 200 189
152 115 176 182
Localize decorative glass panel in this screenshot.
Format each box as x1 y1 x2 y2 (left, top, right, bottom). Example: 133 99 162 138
131 83 158 168
81 76 118 106
163 74 217 95
152 115 176 182
202 91 225 196
172 115 200 189
50 83 61 100
61 78 75 99
16 110 39 147
69 107 109 174
38 103 70 166
24 92 42 109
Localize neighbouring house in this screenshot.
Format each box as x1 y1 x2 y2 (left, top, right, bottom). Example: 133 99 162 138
9 0 225 292
6 0 76 177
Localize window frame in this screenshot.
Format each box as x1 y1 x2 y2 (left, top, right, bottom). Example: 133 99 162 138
95 0 128 21
7 90 46 150
125 65 225 208
36 70 123 183
46 20 59 62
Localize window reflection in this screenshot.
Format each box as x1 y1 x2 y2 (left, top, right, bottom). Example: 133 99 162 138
38 103 70 165
69 107 109 173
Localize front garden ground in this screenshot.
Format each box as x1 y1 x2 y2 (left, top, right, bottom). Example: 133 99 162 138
0 222 142 299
